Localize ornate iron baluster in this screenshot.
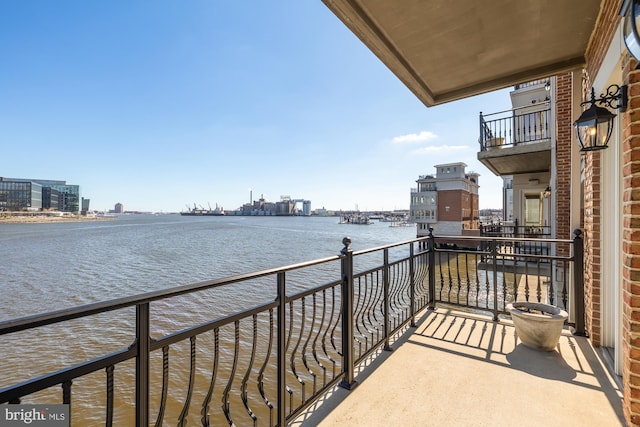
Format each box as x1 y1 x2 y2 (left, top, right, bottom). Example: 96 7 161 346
322 286 338 379
301 294 317 395
290 297 306 404
177 336 196 427
257 311 274 426
312 291 328 388
201 331 218 427
155 346 169 427
222 322 240 425
106 365 114 427
465 253 471 307
240 315 258 426
353 276 366 356
455 252 461 304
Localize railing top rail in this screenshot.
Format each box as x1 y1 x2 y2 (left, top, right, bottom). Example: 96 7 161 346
0 232 573 336
433 234 572 244
0 235 429 335
0 253 341 336
481 102 550 119
351 237 426 256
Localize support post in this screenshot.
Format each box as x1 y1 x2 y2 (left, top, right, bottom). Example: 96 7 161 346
383 248 393 351
135 303 150 427
491 240 499 321
428 228 436 309
409 242 416 327
276 272 287 425
339 237 357 390
573 229 586 336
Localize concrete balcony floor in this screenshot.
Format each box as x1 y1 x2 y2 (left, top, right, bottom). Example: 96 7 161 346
293 308 624 426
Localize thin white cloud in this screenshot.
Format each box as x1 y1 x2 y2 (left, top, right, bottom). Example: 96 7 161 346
392 131 438 143
412 144 469 154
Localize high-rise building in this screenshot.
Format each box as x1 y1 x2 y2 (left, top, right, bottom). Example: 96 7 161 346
114 203 124 214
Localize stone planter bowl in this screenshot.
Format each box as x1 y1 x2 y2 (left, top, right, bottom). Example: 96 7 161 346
506 302 568 351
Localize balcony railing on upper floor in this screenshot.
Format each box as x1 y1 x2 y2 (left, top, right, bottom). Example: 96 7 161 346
0 232 583 426
479 104 551 151
514 79 550 90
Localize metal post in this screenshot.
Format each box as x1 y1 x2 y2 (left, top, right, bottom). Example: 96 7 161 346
573 229 586 336
409 242 416 327
428 228 436 309
135 303 150 427
339 237 357 390
383 248 393 351
276 272 287 425
491 240 499 321
479 111 484 149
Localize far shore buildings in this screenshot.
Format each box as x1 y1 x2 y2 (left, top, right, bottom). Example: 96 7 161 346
0 177 82 213
409 162 480 239
235 194 312 216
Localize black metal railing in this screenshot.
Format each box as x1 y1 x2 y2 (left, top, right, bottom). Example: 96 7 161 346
0 232 583 426
479 105 551 150
480 222 552 256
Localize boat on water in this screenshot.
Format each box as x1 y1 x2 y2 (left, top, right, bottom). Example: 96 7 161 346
339 214 372 225
180 203 225 216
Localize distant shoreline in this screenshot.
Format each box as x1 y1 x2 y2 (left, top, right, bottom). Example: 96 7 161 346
0 215 117 224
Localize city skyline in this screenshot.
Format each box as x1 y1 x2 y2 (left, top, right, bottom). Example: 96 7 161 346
1 1 511 213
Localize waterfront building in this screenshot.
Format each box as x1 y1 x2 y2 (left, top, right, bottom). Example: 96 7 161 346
114 203 124 214
42 187 61 211
81 198 90 215
236 194 311 216
324 1 637 423
0 177 81 213
410 162 479 239
0 178 42 211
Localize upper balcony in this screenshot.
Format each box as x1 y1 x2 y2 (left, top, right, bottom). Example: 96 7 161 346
477 104 552 176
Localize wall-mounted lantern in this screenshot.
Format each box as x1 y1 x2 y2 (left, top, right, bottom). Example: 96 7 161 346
574 85 628 152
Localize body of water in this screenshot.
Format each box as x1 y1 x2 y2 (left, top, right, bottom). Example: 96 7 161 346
1 214 416 425
1 214 416 320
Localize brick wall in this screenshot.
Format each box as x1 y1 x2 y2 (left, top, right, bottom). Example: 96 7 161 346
585 0 621 81
585 1 639 425
622 53 640 427
437 190 463 221
555 73 573 248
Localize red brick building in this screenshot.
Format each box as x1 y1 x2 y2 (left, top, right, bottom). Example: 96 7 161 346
410 162 479 238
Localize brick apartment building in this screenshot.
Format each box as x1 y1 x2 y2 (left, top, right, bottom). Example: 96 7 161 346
410 162 479 239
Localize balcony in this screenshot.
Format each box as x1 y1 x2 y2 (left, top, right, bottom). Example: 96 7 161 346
478 105 552 176
293 307 623 426
0 233 623 426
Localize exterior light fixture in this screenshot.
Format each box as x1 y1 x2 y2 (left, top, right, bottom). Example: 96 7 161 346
574 85 628 152
622 0 640 63
543 186 551 198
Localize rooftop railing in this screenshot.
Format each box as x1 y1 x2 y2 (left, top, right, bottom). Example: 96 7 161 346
0 232 583 426
479 104 551 150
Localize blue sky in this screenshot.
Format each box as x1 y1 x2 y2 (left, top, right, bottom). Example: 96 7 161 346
1 1 512 213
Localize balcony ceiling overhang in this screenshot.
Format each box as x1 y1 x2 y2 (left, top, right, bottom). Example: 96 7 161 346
323 0 602 106
478 141 552 175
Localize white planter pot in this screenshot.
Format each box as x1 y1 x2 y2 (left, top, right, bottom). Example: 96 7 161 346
507 302 568 351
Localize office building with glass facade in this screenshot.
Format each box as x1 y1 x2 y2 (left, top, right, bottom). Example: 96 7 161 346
0 177 81 213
